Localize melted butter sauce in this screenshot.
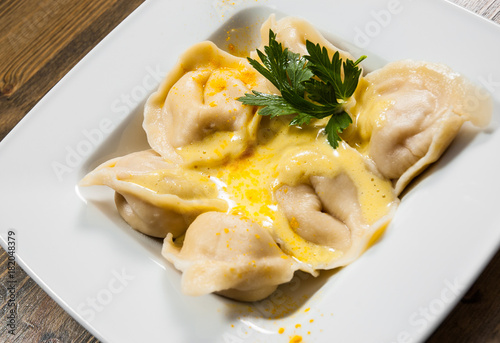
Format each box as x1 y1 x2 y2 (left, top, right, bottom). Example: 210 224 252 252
343 77 394 152
124 111 395 267
192 118 344 267
119 168 218 199
173 61 263 166
180 115 395 268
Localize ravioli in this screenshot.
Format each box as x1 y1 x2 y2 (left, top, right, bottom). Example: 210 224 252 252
162 212 306 302
274 141 398 269
80 15 491 302
343 60 492 195
256 15 354 65
80 150 227 238
143 41 271 166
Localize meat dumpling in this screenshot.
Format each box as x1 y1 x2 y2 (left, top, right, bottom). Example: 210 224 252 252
143 41 271 166
343 60 492 195
79 150 227 238
274 142 399 270
256 15 354 63
276 183 351 252
162 212 305 302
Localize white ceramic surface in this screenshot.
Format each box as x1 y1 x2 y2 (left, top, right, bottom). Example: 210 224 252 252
1 0 499 342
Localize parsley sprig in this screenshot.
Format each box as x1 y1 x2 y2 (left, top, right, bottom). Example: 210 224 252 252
237 30 366 148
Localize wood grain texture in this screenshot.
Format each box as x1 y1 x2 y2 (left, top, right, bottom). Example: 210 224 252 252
0 0 117 96
0 1 498 342
0 0 144 142
0 249 99 343
452 0 500 20
0 1 144 341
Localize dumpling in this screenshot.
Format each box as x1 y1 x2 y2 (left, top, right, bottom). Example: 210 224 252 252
275 183 352 251
79 150 227 238
343 60 492 195
143 41 271 166
273 142 399 270
162 212 306 302
250 15 360 98
256 15 354 62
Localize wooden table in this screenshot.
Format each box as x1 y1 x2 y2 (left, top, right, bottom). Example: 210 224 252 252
0 1 499 342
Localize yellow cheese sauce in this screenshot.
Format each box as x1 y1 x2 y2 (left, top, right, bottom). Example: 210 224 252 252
119 168 218 200
342 77 394 152
168 114 395 268
120 107 396 267
275 138 394 226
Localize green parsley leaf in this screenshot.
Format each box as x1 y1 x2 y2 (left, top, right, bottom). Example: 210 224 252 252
238 91 299 118
246 30 313 94
237 29 366 148
286 50 313 95
304 41 366 101
325 111 352 149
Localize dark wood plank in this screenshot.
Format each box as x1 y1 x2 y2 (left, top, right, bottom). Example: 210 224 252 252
0 0 143 342
427 249 500 343
0 0 144 141
0 0 118 97
0 248 100 343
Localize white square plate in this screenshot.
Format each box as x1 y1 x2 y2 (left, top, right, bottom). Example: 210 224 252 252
1 0 499 342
